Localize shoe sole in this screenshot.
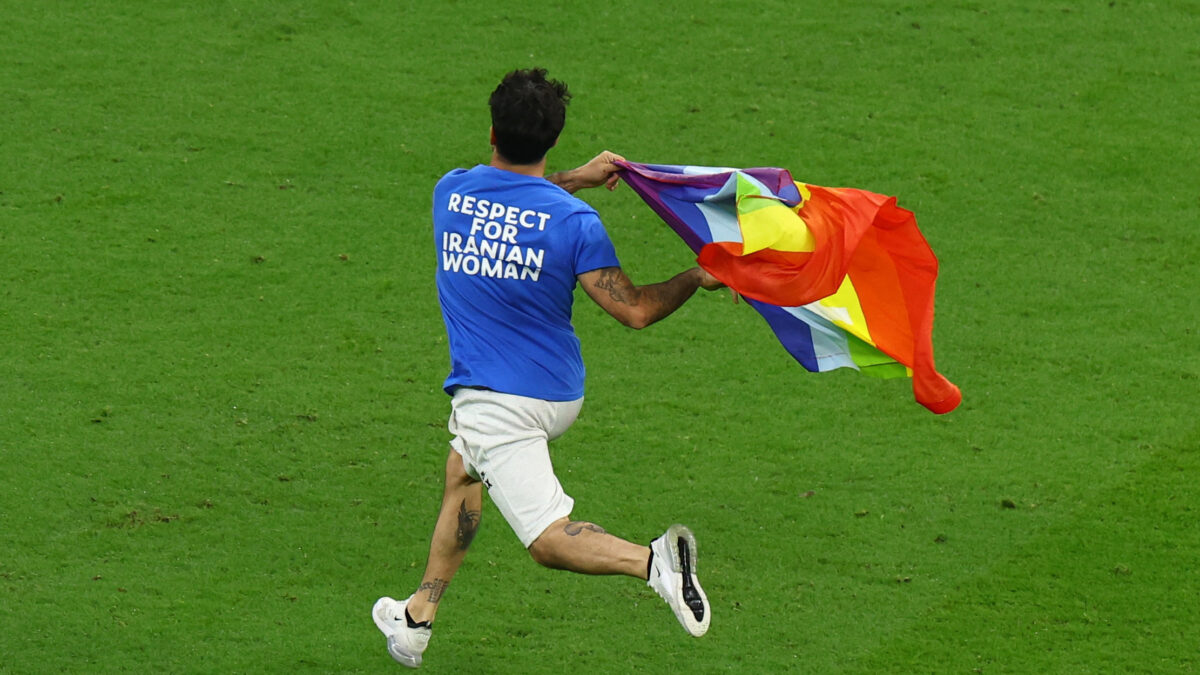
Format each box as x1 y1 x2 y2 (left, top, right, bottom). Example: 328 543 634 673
372 597 422 668
658 524 710 637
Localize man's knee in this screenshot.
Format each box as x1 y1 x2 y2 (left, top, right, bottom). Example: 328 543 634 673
444 448 476 488
528 522 567 569
528 540 556 569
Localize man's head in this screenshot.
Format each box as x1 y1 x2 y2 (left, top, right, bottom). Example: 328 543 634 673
489 68 571 165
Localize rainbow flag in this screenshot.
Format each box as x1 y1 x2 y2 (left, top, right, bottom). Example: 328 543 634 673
616 161 961 414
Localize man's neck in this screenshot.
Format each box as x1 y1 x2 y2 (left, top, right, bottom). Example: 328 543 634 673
490 151 546 178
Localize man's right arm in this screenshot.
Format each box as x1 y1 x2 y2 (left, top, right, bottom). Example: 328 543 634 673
578 266 724 330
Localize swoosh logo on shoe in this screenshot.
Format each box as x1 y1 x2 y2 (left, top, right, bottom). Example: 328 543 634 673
677 536 705 621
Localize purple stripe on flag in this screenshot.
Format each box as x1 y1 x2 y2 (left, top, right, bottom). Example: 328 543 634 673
633 164 803 205
619 168 713 252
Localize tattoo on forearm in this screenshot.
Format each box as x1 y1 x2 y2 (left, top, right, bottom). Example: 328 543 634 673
594 268 635 305
456 499 481 550
418 578 449 603
592 267 697 319
563 521 607 536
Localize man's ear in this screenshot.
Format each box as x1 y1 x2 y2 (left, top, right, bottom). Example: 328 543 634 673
489 126 497 146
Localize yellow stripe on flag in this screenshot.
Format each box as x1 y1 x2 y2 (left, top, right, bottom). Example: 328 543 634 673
735 173 815 254
814 275 876 347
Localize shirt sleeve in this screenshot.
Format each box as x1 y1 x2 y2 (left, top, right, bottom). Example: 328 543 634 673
571 210 621 276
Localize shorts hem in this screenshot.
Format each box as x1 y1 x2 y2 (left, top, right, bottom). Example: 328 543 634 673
517 501 574 549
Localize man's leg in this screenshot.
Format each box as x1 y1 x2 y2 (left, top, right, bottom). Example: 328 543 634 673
527 518 710 637
406 448 482 624
527 517 650 578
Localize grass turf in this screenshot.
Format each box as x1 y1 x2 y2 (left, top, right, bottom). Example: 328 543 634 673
2 1 1197 672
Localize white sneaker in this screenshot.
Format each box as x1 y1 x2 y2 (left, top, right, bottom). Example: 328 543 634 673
648 524 710 637
372 595 431 668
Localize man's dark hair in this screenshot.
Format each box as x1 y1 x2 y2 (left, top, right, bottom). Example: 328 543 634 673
488 68 571 165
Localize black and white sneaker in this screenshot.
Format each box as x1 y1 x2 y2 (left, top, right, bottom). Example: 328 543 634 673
648 524 710 636
372 595 431 668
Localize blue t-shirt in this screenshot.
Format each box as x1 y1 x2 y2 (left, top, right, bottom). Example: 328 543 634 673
433 165 620 401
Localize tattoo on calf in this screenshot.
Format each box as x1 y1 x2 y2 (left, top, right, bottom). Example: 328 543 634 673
456 499 481 550
418 578 449 603
564 521 607 536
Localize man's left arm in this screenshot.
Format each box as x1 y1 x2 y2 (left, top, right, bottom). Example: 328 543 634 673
578 266 724 330
548 151 625 194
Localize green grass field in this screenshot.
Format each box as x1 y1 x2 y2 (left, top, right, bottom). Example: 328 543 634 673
2 1 1198 672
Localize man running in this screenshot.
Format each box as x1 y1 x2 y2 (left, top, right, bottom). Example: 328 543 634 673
373 68 720 668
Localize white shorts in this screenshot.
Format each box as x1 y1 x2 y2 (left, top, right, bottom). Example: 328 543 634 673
448 387 583 548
